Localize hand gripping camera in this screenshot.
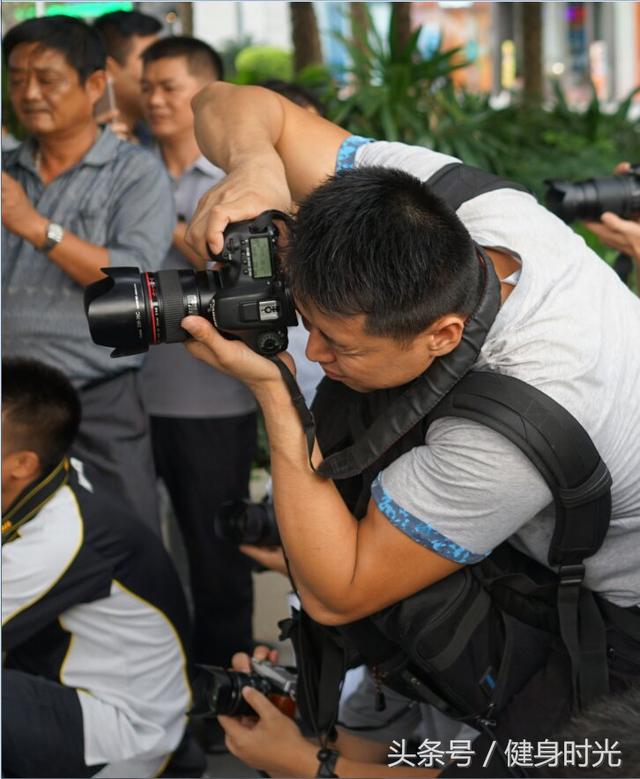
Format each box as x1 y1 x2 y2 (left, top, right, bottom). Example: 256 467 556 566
190 659 297 719
84 211 298 357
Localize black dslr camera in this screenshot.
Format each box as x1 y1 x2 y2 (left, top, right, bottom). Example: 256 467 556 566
191 659 297 718
84 211 297 357
545 164 640 223
214 498 281 547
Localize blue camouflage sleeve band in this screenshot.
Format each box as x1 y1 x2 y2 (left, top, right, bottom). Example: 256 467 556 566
336 136 375 172
371 475 490 564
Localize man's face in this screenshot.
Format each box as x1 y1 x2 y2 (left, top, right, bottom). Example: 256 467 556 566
141 56 207 140
111 33 158 119
8 43 101 137
297 301 440 393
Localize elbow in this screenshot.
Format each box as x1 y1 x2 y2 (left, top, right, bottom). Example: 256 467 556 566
302 597 368 627
191 80 231 113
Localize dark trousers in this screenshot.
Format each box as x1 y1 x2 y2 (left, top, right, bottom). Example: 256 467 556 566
73 370 160 534
2 669 104 778
150 413 257 666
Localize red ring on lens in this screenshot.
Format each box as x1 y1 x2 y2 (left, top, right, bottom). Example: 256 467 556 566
144 272 159 344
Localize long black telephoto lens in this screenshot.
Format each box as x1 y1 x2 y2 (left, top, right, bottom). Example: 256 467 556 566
84 268 217 358
545 167 640 223
213 499 281 547
190 667 274 717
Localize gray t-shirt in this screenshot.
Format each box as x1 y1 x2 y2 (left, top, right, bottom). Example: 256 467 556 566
2 128 175 386
347 140 640 608
141 156 256 418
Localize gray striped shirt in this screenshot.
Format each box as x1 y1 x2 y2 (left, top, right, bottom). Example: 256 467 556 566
2 127 175 386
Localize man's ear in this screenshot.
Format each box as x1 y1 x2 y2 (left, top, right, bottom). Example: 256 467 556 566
86 69 107 107
7 449 41 482
105 55 120 78
426 314 466 357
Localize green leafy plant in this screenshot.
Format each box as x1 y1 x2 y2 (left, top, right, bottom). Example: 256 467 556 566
233 45 293 85
327 7 469 146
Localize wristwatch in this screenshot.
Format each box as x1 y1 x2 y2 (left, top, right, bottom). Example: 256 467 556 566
41 222 65 252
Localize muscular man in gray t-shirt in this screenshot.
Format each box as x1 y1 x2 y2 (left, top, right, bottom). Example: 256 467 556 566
169 82 640 778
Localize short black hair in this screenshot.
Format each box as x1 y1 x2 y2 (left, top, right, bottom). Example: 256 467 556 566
141 36 224 81
2 15 106 84
93 10 162 65
2 358 81 473
288 166 481 340
260 79 325 116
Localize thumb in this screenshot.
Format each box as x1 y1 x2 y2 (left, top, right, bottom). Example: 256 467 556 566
241 686 277 718
181 315 221 344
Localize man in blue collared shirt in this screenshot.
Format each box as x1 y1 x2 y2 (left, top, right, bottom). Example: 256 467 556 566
139 37 258 676
2 16 174 532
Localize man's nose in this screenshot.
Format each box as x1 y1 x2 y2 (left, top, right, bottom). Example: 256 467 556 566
23 73 42 100
305 329 333 364
147 87 164 106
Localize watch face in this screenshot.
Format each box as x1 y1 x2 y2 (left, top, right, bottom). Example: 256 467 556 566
48 223 64 243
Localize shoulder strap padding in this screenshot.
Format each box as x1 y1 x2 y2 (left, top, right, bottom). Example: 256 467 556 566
425 162 530 211
427 371 612 566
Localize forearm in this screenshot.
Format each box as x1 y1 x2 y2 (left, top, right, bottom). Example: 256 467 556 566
16 211 109 287
192 82 349 202
46 231 110 287
275 736 441 779
336 757 441 778
192 82 287 177
255 381 360 619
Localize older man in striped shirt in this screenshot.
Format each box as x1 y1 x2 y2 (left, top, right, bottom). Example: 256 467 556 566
2 15 174 532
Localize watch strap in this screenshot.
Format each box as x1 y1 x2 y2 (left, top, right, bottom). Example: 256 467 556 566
316 747 339 778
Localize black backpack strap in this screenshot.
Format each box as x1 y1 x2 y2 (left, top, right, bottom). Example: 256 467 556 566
425 162 530 210
428 370 612 708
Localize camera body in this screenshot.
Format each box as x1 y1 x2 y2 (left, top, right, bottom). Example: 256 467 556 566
84 211 298 357
210 211 297 355
191 659 297 718
214 497 281 547
545 164 640 223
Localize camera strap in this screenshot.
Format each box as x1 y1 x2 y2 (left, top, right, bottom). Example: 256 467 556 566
270 247 501 479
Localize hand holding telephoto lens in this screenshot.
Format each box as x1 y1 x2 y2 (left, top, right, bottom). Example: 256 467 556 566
583 163 640 268
546 161 640 287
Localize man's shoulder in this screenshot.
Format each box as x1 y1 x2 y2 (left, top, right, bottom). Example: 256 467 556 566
355 140 460 179
109 136 169 177
3 485 85 583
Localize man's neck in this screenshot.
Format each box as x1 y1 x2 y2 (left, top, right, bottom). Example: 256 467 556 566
159 133 202 179
484 247 520 305
37 120 99 184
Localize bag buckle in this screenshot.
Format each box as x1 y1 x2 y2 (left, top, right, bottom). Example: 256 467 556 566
558 564 585 587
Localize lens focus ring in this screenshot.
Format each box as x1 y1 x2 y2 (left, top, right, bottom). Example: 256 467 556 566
156 270 188 343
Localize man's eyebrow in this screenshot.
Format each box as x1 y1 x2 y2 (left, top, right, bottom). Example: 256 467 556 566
11 66 61 76
316 328 346 349
300 312 361 351
142 77 178 86
320 330 364 352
